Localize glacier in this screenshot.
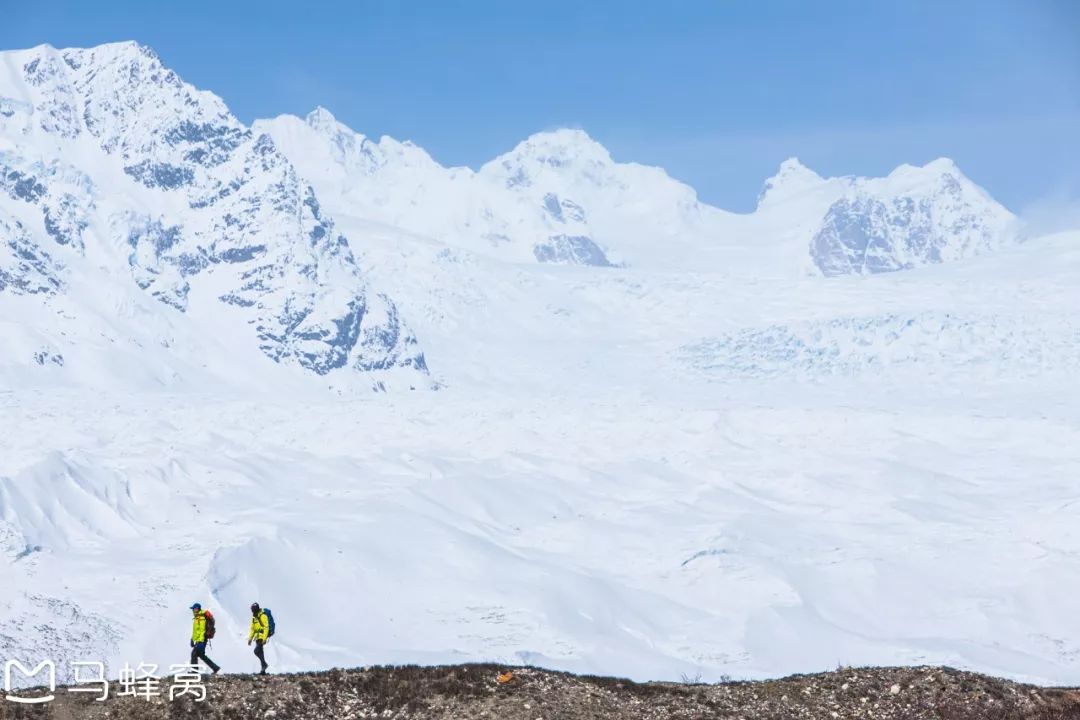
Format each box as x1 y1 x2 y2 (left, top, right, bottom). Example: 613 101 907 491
1 41 1079 688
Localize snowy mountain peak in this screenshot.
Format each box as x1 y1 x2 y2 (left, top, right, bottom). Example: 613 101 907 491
810 158 1018 276
306 105 339 126
518 127 610 161
482 128 613 184
302 106 355 143
922 156 959 173
256 109 444 188
884 157 956 183
18 39 150 63
297 108 432 162
890 157 959 176
518 127 607 153
757 157 827 208
73 39 156 63
777 156 818 177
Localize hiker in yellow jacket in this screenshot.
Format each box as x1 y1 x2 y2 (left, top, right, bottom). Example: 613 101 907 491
247 602 270 675
189 603 220 674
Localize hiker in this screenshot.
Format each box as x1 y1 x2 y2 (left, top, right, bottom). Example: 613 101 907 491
189 603 221 674
248 602 271 675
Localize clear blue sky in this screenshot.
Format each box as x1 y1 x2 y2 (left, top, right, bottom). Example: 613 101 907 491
4 0 1078 216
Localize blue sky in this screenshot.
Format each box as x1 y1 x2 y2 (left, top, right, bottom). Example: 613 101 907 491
3 0 1078 215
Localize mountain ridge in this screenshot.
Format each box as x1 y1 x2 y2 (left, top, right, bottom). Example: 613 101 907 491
262 103 1021 276
0 39 1033 390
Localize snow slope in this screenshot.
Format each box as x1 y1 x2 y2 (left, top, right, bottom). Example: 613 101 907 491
3 225 1078 685
1 41 1078 689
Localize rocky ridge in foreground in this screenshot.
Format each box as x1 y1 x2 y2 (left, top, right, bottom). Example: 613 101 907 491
1 664 1079 719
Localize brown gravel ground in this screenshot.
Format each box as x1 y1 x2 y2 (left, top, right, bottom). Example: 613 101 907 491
0 663 1078 719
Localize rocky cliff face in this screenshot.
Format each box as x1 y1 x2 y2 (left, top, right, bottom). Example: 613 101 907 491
810 160 1019 276
0 42 427 384
757 157 1019 276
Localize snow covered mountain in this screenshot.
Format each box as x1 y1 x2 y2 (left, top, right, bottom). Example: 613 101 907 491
0 39 1022 393
257 108 722 269
757 157 1020 276
259 108 1019 278
0 42 427 390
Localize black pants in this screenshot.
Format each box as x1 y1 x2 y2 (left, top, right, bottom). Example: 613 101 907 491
191 641 220 673
253 639 268 671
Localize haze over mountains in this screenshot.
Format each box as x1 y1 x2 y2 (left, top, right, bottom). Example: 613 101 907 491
2 41 1079 688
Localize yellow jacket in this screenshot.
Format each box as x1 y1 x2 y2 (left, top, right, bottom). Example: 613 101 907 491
249 611 270 642
191 611 208 643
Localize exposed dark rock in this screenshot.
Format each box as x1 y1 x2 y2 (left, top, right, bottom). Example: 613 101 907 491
123 160 195 190
0 224 64 296
1 169 47 204
533 234 613 267
218 245 267 264
42 195 89 250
